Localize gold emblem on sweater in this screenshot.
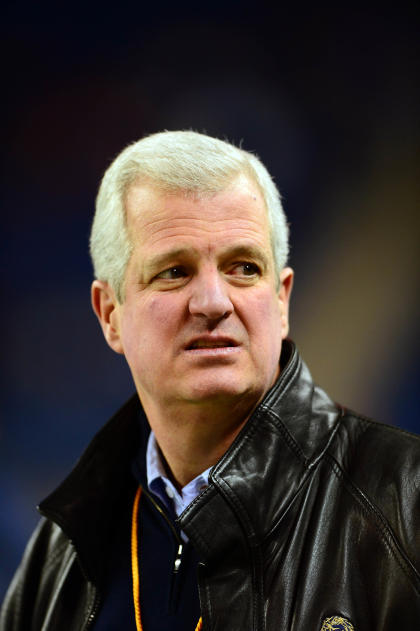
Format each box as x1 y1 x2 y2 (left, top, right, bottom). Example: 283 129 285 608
320 616 354 631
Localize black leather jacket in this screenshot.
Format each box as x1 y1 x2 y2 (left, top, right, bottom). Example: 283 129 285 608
1 341 420 630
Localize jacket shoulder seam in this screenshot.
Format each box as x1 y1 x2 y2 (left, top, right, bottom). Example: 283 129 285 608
324 452 420 593
341 408 420 442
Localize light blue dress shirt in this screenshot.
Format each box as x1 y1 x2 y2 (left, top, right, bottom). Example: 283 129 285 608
146 431 211 519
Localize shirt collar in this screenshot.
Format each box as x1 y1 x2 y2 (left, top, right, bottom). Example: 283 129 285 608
146 431 211 518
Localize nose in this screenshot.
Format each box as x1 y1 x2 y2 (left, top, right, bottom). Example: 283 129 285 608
188 270 234 321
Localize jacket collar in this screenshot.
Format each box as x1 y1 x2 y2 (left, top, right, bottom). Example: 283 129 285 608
38 340 340 580
38 395 146 583
179 339 342 560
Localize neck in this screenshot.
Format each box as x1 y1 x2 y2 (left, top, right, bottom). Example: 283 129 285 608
140 395 257 489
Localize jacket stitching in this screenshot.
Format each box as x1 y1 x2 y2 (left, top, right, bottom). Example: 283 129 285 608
261 411 344 544
217 477 255 536
260 408 309 464
180 483 214 517
211 409 268 473
213 409 345 547
263 344 300 408
341 409 420 442
214 406 307 483
207 477 262 628
210 347 301 477
184 487 263 628
325 452 420 594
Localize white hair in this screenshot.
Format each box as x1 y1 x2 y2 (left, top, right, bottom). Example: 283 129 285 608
90 130 289 301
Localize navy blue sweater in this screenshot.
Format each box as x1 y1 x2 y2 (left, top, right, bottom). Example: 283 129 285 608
91 448 201 630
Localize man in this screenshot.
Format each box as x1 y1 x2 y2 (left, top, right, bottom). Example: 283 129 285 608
1 131 419 630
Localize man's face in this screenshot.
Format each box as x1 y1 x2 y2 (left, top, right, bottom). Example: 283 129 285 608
95 174 293 415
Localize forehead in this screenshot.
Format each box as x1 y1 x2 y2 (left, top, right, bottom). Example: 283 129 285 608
125 175 271 254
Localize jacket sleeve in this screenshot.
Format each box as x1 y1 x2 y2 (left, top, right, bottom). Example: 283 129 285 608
0 519 71 631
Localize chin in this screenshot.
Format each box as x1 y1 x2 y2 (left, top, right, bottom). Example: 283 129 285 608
180 375 260 406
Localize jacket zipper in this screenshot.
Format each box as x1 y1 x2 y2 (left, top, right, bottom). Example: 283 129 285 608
141 487 185 612
141 487 184 573
40 488 185 628
173 542 183 573
83 591 101 631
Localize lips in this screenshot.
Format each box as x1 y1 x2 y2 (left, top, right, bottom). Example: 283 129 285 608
185 336 239 350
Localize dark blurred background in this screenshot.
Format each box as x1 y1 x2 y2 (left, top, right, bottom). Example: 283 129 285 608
1 3 419 598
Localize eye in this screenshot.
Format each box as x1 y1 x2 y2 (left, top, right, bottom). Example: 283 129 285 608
230 262 260 276
155 266 188 280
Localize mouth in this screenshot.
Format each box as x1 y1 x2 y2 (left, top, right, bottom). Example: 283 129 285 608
185 337 239 351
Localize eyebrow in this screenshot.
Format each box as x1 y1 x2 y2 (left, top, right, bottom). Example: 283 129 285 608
145 248 200 273
222 244 270 268
144 243 270 274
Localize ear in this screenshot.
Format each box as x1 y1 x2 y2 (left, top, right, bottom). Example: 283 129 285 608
278 267 294 339
91 280 124 354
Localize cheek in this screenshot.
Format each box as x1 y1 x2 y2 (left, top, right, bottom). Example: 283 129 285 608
121 296 180 356
250 289 282 327
244 290 283 351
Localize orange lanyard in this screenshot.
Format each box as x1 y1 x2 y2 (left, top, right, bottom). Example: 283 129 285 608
131 486 203 631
